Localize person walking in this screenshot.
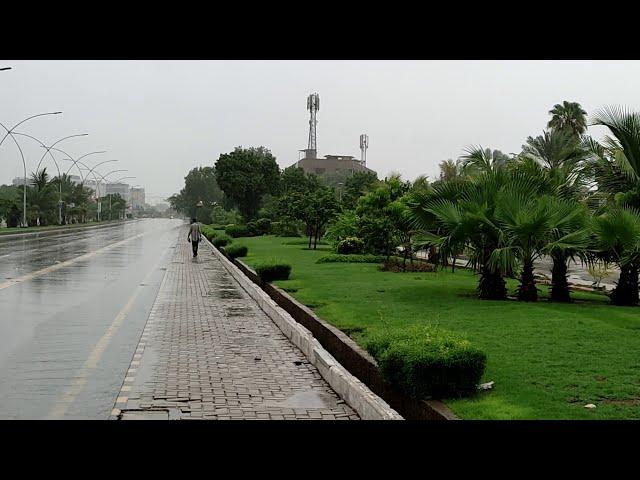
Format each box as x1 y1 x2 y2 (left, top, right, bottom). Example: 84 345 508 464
187 218 202 258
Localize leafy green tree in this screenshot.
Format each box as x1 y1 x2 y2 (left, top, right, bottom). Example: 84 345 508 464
215 147 280 221
340 171 379 210
170 166 225 221
282 187 339 249
355 175 410 257
548 101 588 137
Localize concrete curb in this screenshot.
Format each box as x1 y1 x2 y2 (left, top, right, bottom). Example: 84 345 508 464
203 237 403 420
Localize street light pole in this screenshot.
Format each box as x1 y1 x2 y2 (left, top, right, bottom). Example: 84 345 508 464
11 132 88 225
0 112 63 227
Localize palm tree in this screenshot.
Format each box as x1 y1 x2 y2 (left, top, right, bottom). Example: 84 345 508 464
590 207 640 306
438 159 463 182
460 146 511 177
548 101 588 137
409 170 509 300
490 192 590 302
520 130 590 301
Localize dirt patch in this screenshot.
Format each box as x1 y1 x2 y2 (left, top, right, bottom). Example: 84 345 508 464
600 397 640 406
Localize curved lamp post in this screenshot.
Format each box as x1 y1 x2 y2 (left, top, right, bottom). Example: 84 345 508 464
0 113 63 227
103 175 135 220
10 131 87 225
92 169 127 221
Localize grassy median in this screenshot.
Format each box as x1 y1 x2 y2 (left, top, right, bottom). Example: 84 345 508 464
230 234 640 420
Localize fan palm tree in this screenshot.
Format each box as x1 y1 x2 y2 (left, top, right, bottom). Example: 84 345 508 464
520 130 590 301
548 101 588 137
590 207 640 306
409 170 510 300
490 192 590 302
460 146 511 177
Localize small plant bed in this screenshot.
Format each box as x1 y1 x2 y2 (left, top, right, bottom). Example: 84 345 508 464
380 258 436 272
236 234 640 419
316 254 387 264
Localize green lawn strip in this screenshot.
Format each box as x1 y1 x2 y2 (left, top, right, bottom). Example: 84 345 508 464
235 234 640 420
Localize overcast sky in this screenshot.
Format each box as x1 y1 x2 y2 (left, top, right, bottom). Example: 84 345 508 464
0 60 637 202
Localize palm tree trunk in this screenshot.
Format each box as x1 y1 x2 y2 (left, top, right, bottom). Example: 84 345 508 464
518 260 538 301
550 251 571 302
610 264 639 306
478 264 507 300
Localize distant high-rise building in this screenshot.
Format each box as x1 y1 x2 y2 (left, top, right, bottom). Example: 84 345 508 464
12 177 34 187
106 183 131 203
130 187 145 210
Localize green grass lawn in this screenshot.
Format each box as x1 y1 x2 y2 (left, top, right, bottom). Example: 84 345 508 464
226 234 640 420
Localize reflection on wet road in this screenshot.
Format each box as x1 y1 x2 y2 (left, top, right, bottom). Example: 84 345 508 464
0 219 183 419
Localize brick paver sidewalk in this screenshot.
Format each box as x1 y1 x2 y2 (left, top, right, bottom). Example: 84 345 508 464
111 234 359 420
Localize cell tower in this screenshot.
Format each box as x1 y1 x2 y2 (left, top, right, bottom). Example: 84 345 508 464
306 92 320 158
360 133 369 166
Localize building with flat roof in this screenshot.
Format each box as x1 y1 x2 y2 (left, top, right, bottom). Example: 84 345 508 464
294 153 376 178
106 183 130 203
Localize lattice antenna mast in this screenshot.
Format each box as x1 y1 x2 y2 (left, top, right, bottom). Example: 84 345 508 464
360 133 369 166
307 93 320 157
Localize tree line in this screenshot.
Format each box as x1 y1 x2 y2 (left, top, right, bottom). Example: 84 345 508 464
170 100 640 306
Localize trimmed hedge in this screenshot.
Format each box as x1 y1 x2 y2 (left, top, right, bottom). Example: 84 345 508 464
255 218 271 235
225 224 251 238
225 244 248 259
212 235 233 248
200 225 217 241
365 326 486 399
316 254 387 264
336 236 364 254
254 262 292 282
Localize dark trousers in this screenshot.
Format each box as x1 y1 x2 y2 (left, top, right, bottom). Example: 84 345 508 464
192 240 199 257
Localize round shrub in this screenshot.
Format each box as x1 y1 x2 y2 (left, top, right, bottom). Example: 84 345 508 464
254 262 292 283
276 221 302 237
246 221 258 236
365 326 486 399
225 244 248 259
225 224 251 238
336 236 364 254
256 218 272 235
212 235 232 248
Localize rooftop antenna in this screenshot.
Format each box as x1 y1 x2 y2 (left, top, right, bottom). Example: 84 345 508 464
360 133 369 167
306 92 320 158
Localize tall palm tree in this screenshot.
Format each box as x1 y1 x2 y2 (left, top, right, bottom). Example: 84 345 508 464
520 129 590 301
548 101 588 137
460 146 511 177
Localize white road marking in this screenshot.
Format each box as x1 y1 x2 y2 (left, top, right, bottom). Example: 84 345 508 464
45 240 167 420
0 232 146 291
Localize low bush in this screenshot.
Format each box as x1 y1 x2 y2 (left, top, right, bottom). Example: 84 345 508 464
365 325 486 399
212 235 233 248
255 218 272 235
225 244 248 259
225 224 252 238
336 236 365 254
380 258 436 272
316 254 387 264
254 262 292 282
200 225 217 241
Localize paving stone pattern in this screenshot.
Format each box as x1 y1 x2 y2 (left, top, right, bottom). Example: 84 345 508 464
113 236 359 420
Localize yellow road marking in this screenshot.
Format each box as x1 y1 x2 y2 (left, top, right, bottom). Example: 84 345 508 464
0 232 146 291
45 233 173 419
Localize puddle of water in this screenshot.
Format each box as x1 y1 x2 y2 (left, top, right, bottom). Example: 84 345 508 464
266 390 335 409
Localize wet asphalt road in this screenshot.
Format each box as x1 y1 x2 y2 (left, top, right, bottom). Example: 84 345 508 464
0 218 184 419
